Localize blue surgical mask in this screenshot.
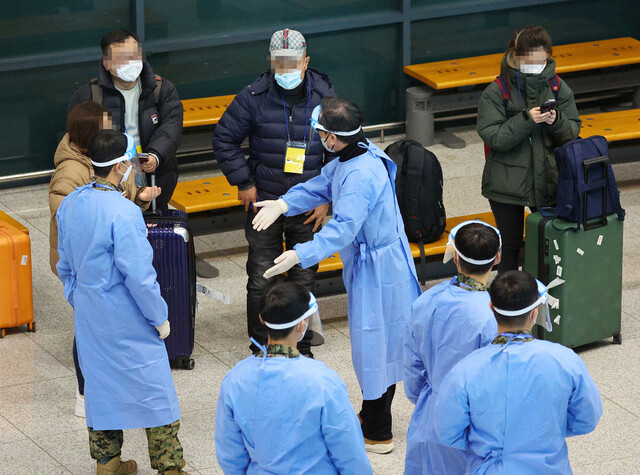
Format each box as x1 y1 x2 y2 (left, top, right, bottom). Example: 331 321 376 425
275 70 303 90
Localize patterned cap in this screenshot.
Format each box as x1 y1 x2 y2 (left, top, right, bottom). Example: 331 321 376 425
269 28 307 57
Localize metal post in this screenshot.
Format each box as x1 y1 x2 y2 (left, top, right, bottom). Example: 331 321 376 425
405 86 435 146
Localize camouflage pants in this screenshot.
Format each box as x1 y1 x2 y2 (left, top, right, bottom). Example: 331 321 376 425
88 420 184 473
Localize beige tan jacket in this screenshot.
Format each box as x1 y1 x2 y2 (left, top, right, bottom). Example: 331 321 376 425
48 133 150 275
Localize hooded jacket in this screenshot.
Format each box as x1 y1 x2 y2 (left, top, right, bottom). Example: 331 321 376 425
477 54 581 207
68 61 183 178
212 68 335 201
48 133 149 275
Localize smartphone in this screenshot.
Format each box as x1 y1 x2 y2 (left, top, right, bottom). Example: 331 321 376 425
137 152 150 164
540 99 557 113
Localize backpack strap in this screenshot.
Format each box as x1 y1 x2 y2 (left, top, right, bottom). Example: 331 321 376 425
494 75 510 112
549 75 560 101
153 74 163 104
90 78 102 105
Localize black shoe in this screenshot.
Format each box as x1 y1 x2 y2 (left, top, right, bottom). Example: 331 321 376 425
299 349 314 359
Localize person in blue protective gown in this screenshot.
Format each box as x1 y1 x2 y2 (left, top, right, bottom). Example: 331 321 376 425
215 282 373 474
251 97 422 453
56 130 189 475
433 271 602 475
404 221 502 475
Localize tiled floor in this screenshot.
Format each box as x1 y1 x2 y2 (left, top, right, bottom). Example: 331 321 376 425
1 128 640 474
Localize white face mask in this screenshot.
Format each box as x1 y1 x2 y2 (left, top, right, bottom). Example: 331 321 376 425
118 161 133 186
115 60 143 82
519 63 545 75
321 135 335 153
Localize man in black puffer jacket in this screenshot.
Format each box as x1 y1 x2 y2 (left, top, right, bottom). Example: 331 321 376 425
69 29 183 210
212 28 335 356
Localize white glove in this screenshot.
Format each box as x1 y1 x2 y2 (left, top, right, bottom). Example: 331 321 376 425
263 250 301 279
252 199 289 231
155 320 171 339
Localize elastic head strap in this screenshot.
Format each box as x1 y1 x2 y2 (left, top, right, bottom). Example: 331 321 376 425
263 293 318 330
90 133 136 167
310 105 362 136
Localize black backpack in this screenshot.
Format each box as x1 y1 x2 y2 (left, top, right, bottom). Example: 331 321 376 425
385 140 446 282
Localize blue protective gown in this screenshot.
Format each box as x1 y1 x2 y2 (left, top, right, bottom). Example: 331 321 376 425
282 140 422 400
215 353 373 475
56 183 180 430
433 338 603 474
404 278 497 474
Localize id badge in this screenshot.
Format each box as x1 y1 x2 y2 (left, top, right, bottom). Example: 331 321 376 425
284 141 306 174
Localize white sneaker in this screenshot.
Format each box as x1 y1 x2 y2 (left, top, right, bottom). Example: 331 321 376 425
74 389 85 418
364 438 395 454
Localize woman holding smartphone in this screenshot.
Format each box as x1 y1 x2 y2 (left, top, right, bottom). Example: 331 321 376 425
49 101 160 417
477 25 580 272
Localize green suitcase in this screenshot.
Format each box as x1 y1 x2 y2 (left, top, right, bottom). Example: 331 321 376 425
524 212 623 348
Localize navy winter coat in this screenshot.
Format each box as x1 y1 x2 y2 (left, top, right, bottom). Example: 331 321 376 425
212 68 335 200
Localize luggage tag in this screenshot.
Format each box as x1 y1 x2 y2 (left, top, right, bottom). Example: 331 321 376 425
284 141 307 174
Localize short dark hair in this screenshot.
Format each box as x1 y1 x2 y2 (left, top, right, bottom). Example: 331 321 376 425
319 97 365 145
101 29 139 56
88 130 127 178
260 281 310 340
489 271 539 327
67 102 110 154
509 25 553 57
455 223 501 275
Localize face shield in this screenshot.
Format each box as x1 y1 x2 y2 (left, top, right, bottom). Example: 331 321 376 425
443 220 502 265
493 279 552 332
90 133 137 171
263 292 326 346
310 105 362 137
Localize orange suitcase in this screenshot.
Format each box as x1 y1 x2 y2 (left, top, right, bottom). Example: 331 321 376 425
0 210 29 236
0 219 35 338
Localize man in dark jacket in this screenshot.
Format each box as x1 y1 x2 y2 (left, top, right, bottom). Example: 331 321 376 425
212 28 335 356
68 29 183 210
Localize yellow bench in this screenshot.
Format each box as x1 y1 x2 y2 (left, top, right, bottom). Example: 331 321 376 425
181 95 236 128
317 212 498 273
580 109 640 142
170 176 240 213
0 210 29 235
404 37 640 90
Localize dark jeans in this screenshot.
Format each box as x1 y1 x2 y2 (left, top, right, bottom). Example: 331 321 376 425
245 211 319 352
360 384 396 441
145 169 178 211
73 337 84 396
489 200 537 273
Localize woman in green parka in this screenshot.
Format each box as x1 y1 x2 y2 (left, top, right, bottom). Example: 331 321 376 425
477 25 581 271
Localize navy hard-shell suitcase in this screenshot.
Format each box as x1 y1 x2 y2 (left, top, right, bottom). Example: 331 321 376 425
145 207 197 370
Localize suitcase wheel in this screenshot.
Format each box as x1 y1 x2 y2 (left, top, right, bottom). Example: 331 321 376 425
184 358 195 370
0 328 4 339
27 322 36 333
613 333 622 345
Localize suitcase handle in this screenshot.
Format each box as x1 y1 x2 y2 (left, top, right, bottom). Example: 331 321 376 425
582 156 608 231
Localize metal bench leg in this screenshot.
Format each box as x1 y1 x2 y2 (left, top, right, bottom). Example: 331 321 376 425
633 86 640 108
405 86 435 147
195 256 219 278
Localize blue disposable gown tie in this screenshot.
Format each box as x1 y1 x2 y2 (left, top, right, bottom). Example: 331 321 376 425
404 279 497 474
281 140 422 400
56 183 180 430
215 353 373 474
434 338 603 474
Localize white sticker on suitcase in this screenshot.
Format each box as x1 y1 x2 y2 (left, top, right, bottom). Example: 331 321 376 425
597 235 603 246
553 255 561 265
196 282 232 305
554 315 562 325
548 295 560 309
556 266 563 277
576 248 584 256
553 239 559 250
20 255 28 265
